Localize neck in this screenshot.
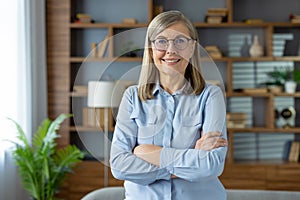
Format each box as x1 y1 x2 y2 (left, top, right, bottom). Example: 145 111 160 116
160 73 185 94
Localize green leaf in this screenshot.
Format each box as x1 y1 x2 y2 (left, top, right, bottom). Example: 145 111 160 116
32 119 51 149
7 118 29 147
8 113 82 200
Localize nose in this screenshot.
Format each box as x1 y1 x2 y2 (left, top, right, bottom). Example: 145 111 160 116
166 41 177 54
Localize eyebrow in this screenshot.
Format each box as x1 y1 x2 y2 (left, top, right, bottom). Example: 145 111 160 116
155 34 191 40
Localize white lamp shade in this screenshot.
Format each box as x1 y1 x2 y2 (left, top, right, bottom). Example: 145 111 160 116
88 80 131 108
88 81 117 107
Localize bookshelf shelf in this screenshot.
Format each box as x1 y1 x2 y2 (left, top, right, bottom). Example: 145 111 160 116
227 92 300 97
70 22 148 29
233 159 300 166
228 127 300 133
206 56 300 63
70 56 143 63
194 22 300 28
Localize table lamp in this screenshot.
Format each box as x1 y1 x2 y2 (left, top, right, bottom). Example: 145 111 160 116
87 81 124 187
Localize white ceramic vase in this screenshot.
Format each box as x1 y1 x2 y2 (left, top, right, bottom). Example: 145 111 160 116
249 35 263 57
284 81 297 93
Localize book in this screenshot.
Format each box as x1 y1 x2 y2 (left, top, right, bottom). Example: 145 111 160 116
97 36 109 58
206 16 223 24
283 140 293 161
291 15 300 23
226 112 247 121
288 141 300 162
205 8 228 23
76 13 91 23
273 33 294 40
227 121 246 128
90 43 97 57
82 107 115 131
244 19 264 24
226 112 247 128
291 18 300 23
206 8 228 17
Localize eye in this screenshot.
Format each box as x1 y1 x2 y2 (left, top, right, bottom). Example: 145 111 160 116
175 37 188 44
156 39 167 45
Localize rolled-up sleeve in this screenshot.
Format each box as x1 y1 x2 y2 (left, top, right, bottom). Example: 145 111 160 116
110 87 170 186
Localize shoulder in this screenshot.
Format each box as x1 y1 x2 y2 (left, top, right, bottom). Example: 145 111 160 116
203 83 223 94
199 83 225 100
124 85 138 96
123 85 139 102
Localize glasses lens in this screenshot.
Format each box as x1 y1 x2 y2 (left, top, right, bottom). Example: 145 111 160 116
154 39 168 50
174 37 189 50
153 37 191 50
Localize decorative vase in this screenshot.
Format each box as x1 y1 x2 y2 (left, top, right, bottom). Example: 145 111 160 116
249 35 263 57
241 36 250 57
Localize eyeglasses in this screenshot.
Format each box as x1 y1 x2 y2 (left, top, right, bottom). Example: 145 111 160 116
151 37 194 51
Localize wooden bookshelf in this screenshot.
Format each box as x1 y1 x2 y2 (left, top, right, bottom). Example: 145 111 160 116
47 0 300 198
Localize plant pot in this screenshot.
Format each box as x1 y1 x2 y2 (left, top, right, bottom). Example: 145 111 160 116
284 81 297 93
267 85 282 93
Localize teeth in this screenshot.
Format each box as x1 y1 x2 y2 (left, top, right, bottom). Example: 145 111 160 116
164 59 179 63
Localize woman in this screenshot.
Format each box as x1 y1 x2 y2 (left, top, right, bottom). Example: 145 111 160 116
110 10 228 200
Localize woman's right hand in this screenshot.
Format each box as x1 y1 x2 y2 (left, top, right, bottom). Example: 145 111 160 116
195 131 227 151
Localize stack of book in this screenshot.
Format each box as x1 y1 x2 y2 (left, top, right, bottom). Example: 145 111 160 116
291 15 300 23
273 33 294 57
226 112 247 128
75 13 91 23
205 8 228 24
205 45 222 58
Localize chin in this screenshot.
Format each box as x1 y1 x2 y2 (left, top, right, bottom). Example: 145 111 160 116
160 65 184 76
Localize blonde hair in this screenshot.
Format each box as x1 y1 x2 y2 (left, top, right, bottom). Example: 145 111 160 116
138 10 205 101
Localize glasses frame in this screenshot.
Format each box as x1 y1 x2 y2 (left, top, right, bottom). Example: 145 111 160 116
151 36 195 51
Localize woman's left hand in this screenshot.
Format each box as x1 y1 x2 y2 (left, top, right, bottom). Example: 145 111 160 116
195 131 227 151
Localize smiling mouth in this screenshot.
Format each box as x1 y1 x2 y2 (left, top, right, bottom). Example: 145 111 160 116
162 59 181 63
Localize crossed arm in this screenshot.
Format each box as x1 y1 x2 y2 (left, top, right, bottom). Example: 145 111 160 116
133 131 227 167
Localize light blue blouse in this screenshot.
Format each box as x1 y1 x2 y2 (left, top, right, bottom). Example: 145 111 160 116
110 83 227 200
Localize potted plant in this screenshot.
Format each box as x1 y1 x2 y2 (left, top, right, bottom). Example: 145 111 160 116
266 67 300 93
265 67 288 93
9 114 84 200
